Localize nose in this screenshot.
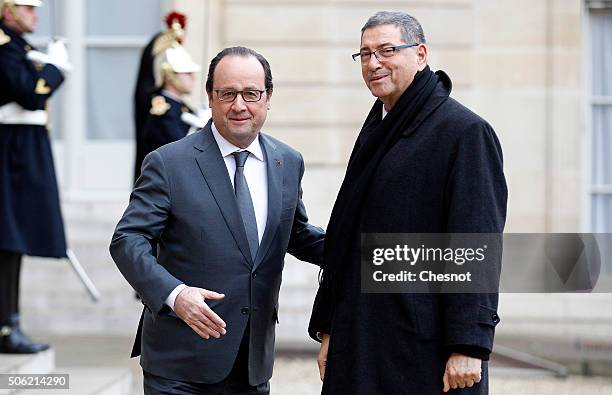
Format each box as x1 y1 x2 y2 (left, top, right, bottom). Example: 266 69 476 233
366 53 382 70
231 94 248 111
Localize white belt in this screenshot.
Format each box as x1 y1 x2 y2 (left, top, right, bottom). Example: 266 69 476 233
0 102 48 126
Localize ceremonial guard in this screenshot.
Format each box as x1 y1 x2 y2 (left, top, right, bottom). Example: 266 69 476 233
142 44 209 160
133 11 187 183
0 0 70 353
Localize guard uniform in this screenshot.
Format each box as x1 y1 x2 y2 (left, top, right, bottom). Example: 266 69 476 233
133 11 187 183
142 91 195 155
0 16 66 353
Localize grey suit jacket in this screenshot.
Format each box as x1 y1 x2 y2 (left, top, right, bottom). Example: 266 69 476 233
110 121 324 385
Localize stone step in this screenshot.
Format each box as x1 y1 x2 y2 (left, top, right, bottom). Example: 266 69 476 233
0 349 55 395
22 367 132 395
0 349 55 376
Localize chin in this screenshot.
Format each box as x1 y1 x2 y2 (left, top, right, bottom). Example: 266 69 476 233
369 87 389 99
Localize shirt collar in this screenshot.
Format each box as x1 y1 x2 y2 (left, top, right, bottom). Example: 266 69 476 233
382 106 388 120
211 121 264 162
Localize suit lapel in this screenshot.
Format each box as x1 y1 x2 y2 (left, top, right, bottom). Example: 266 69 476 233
253 133 283 270
193 124 253 267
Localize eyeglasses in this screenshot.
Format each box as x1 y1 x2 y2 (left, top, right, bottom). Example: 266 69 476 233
214 89 265 103
352 43 419 64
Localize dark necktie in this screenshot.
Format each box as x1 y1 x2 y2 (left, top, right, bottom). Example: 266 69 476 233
232 151 259 261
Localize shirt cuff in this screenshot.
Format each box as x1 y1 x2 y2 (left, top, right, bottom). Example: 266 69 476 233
165 284 187 311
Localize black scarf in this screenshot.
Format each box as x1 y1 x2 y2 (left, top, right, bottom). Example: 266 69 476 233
323 65 440 282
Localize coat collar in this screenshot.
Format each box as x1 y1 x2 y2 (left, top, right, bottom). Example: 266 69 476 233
253 132 282 270
400 70 452 137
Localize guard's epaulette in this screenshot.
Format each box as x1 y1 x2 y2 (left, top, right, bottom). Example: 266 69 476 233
0 28 11 46
150 96 170 116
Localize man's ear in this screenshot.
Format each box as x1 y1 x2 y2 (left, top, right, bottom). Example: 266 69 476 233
417 44 428 70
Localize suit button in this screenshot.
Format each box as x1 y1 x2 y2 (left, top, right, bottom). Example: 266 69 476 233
241 307 250 315
492 314 500 324
252 272 257 279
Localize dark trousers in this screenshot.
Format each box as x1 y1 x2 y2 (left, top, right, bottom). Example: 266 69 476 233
143 326 270 395
0 250 21 323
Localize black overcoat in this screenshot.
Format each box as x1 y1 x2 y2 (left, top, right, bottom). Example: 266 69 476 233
0 23 66 258
309 71 507 394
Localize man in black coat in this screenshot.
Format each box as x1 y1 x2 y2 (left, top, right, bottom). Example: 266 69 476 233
0 0 69 353
309 11 507 394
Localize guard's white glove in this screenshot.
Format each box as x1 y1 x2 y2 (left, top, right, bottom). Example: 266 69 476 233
26 38 72 72
181 112 207 129
182 106 211 135
46 39 72 72
196 107 212 123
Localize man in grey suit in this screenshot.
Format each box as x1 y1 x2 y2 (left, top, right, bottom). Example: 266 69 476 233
110 46 325 394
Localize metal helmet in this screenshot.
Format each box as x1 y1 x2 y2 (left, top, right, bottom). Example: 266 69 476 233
1 0 42 21
2 0 43 7
153 44 201 88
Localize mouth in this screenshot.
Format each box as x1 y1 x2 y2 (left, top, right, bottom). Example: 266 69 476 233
369 74 389 82
229 116 251 124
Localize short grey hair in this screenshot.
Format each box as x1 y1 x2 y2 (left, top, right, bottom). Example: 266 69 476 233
361 11 426 44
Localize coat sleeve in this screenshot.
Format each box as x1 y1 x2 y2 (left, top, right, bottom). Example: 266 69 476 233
287 153 325 265
109 150 183 317
0 46 64 110
441 121 507 358
307 269 333 342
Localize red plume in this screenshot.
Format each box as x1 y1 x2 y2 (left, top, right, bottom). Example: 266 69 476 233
164 11 187 29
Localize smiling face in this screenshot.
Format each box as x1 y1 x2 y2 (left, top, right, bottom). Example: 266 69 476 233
207 55 271 148
360 24 427 110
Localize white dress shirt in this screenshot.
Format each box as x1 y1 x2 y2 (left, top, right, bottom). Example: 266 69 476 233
164 124 269 310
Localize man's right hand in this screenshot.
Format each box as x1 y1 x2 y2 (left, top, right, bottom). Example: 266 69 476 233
174 287 227 340
317 333 330 381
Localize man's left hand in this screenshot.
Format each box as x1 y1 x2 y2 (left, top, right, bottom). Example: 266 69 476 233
442 353 482 392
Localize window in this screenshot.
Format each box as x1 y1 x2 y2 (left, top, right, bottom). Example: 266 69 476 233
85 0 163 140
589 8 612 233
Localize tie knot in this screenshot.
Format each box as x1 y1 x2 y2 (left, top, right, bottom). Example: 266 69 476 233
232 150 250 167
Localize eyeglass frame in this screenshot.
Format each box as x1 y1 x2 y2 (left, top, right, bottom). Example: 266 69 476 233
352 43 420 64
213 89 267 103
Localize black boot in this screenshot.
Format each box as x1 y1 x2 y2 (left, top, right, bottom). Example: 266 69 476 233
0 314 49 354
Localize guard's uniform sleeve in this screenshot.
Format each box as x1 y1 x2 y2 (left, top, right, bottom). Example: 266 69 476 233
0 43 64 110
